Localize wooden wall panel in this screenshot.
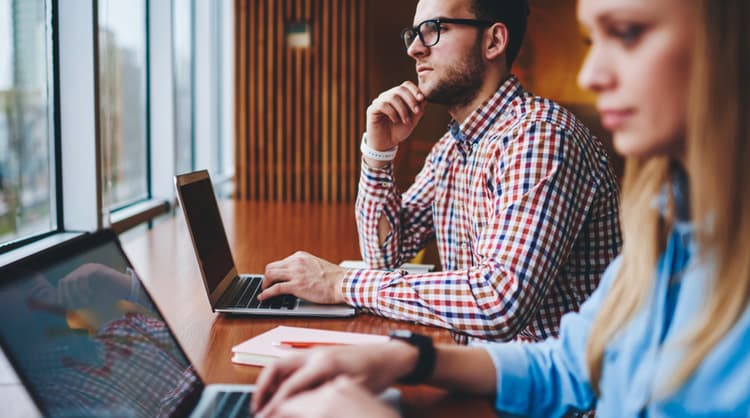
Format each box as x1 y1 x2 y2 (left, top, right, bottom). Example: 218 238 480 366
235 0 366 202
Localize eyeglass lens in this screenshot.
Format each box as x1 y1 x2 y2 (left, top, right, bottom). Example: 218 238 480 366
402 20 440 49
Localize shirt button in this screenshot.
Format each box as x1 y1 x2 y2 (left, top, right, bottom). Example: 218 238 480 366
460 242 468 250
379 182 389 188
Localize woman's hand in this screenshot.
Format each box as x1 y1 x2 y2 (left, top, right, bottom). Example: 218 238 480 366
258 375 400 418
253 341 417 415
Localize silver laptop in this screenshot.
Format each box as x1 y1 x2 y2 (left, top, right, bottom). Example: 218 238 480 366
174 170 354 317
0 230 255 417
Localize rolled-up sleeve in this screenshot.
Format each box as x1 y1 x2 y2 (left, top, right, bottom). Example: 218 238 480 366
483 257 622 416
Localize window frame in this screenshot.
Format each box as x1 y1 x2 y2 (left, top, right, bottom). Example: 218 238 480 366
0 0 235 261
99 0 167 228
0 0 62 252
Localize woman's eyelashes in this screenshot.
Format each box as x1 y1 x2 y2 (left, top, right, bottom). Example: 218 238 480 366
608 23 645 46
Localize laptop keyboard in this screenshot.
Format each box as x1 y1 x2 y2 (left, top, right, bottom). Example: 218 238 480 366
217 275 297 310
204 391 252 418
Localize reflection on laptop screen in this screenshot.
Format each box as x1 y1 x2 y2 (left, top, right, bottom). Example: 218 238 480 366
0 235 203 417
178 178 234 293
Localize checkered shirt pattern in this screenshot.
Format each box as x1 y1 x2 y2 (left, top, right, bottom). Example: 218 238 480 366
343 76 622 341
30 312 199 417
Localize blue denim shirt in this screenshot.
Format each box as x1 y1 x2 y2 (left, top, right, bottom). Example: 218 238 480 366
484 218 750 417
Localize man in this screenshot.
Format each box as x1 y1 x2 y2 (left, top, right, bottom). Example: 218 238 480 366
258 0 621 342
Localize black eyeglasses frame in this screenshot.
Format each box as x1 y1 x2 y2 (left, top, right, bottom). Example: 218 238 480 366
401 18 495 50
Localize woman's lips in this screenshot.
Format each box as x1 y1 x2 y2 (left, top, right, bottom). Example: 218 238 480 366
599 109 634 130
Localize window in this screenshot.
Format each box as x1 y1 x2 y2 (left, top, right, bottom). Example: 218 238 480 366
216 0 234 180
0 0 56 246
193 0 233 197
1 0 236 256
173 0 194 175
98 0 149 210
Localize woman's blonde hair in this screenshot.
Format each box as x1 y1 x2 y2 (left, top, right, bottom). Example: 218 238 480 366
586 0 750 395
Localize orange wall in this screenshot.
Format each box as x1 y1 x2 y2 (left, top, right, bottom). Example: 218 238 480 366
517 0 594 104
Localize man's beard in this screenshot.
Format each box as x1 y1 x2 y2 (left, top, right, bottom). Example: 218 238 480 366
423 43 486 109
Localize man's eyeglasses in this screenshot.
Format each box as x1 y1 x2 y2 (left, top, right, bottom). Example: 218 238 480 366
401 18 494 50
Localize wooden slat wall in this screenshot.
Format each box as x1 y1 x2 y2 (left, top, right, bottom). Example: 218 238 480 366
235 0 366 202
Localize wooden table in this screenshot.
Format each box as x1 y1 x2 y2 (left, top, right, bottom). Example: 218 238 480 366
0 200 496 417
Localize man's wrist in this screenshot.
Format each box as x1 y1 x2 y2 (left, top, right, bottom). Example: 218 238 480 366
362 156 391 169
337 269 354 304
360 133 398 165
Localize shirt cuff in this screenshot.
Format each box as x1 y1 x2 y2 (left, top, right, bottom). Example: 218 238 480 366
341 268 390 310
359 159 396 200
482 342 532 416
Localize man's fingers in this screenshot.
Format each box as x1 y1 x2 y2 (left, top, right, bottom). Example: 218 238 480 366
264 259 287 272
261 266 294 290
400 80 424 102
58 279 78 307
258 281 293 301
394 84 423 113
389 94 418 124
373 102 402 125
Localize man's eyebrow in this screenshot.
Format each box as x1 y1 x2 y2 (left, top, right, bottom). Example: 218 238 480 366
411 16 448 26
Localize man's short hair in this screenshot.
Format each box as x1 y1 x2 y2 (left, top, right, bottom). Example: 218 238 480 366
470 0 530 67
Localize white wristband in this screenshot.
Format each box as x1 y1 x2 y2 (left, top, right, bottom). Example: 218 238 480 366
360 133 398 161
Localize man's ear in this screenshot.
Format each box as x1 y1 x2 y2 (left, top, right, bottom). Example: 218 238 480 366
484 22 509 61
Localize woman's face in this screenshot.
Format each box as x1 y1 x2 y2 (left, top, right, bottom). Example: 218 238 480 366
577 0 694 161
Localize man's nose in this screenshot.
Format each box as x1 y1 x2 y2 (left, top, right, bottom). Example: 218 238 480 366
407 36 428 59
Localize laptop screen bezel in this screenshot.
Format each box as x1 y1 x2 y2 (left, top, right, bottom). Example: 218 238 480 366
174 170 241 310
0 229 206 417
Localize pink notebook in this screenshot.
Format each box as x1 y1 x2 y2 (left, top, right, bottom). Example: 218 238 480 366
231 325 390 367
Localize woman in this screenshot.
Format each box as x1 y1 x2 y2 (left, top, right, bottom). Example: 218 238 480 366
251 0 750 416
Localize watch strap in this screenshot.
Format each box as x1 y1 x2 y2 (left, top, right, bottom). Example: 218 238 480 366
360 132 398 161
389 330 436 385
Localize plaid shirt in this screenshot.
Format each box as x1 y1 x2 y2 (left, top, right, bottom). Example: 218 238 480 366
342 76 622 341
26 312 199 417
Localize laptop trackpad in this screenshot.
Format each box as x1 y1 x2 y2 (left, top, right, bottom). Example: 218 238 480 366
295 299 356 316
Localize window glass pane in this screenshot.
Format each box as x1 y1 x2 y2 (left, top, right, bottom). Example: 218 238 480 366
215 0 233 180
98 0 148 209
173 0 193 174
0 0 54 245
212 0 222 174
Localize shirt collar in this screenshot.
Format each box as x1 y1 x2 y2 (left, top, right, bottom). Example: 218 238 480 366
448 75 525 146
656 163 691 224
671 164 690 222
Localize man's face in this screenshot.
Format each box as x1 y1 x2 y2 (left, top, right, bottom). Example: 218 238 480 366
407 0 487 108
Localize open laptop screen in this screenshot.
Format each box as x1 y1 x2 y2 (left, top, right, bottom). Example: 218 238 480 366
177 175 235 294
0 232 203 417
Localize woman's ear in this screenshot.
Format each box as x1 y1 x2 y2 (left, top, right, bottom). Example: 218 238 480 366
485 22 509 61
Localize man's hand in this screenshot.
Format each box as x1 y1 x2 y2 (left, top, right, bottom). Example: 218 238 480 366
258 251 347 304
257 376 400 418
252 342 416 415
365 81 426 154
57 263 133 309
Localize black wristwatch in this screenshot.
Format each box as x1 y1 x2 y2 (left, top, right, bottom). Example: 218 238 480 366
389 330 436 385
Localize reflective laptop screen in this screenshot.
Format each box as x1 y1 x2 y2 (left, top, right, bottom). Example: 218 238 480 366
178 177 235 293
0 236 204 417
